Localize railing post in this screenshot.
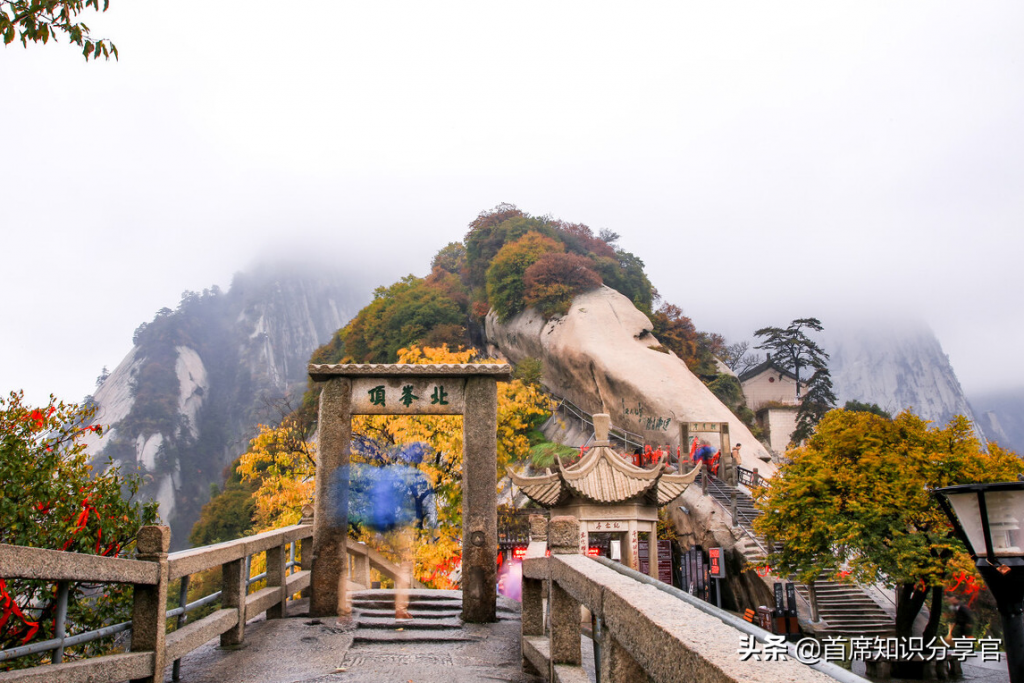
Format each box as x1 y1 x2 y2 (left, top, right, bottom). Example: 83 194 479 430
601 633 646 683
52 580 69 664
300 505 313 599
130 525 170 683
548 515 581 679
701 470 708 496
752 467 760 487
267 543 287 619
172 574 190 681
522 515 546 641
220 554 247 648
351 544 371 589
731 490 738 528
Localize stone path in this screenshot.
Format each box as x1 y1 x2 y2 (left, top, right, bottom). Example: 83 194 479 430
165 591 542 683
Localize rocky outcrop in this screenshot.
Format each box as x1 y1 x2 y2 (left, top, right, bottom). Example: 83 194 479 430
970 389 1024 453
486 286 774 472
823 318 985 443
84 264 368 548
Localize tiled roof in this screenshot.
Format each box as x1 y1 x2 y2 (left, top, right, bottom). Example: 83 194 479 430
308 363 512 381
511 446 702 508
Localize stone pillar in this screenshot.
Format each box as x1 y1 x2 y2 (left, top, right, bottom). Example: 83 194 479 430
529 514 548 544
461 376 498 623
548 516 581 675
311 378 352 617
625 521 639 571
267 543 287 619
129 526 169 683
601 634 646 683
647 528 659 579
220 556 247 647
521 513 546 675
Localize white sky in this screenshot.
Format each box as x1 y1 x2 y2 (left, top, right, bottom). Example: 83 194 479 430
3 1 1023 407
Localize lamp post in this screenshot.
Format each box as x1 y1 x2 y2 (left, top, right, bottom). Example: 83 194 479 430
934 482 1024 683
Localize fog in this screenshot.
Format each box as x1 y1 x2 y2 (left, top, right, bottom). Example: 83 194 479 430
3 2 1023 406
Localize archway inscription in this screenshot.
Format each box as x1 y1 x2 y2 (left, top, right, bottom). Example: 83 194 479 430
307 362 511 623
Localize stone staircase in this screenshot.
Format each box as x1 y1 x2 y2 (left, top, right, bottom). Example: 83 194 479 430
697 472 895 637
795 581 896 637
350 589 519 644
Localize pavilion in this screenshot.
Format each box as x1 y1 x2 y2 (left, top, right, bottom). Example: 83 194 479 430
510 413 701 577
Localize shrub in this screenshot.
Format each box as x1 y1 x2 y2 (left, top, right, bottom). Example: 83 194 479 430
485 232 563 321
522 252 603 318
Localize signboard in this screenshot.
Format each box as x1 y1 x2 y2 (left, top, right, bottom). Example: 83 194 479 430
773 583 785 617
688 422 722 433
785 582 798 617
708 547 725 579
680 547 709 602
350 377 467 415
637 540 674 585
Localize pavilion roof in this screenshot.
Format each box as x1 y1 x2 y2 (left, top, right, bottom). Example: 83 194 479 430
510 442 701 508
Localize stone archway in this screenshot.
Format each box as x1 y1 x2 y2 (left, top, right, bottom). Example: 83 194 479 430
307 363 511 623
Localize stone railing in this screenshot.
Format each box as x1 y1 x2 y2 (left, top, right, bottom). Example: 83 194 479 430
0 523 413 683
521 515 863 683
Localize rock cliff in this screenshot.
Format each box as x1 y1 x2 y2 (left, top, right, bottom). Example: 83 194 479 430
486 286 775 472
822 319 986 443
84 264 368 548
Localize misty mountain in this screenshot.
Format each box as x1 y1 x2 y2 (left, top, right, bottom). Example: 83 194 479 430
969 389 1024 454
83 264 369 548
821 319 986 443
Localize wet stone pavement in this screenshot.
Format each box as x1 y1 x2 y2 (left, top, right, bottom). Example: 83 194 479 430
164 591 543 683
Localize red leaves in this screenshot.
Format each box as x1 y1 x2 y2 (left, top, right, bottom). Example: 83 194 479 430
946 570 982 607
0 580 39 645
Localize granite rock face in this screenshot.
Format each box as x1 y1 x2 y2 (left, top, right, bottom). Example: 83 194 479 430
486 286 774 471
823 318 986 443
84 264 368 548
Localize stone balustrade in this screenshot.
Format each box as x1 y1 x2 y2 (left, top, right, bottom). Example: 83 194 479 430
521 514 857 683
0 522 412 683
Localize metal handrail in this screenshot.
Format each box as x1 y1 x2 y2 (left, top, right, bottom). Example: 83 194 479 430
590 556 869 683
697 472 771 557
0 534 308 669
551 395 645 451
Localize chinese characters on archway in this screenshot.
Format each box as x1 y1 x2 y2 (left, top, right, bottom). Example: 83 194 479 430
368 384 450 408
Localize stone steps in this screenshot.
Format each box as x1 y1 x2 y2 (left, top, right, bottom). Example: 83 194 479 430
350 589 479 645
698 474 897 638
795 583 895 637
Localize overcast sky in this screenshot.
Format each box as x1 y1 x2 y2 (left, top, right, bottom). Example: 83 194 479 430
3 2 1023 407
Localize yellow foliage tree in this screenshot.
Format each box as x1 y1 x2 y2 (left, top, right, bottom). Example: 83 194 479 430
237 418 316 531
239 344 552 588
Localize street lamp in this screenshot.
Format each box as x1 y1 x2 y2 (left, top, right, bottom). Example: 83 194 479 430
934 482 1024 683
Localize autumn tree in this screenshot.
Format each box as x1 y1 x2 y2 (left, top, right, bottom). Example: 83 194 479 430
1 0 117 59
235 417 315 531
0 391 158 666
485 232 563 321
753 408 1023 644
591 249 655 313
720 341 762 375
464 206 555 291
649 303 718 377
328 275 470 365
551 221 617 261
522 252 603 318
242 345 551 587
